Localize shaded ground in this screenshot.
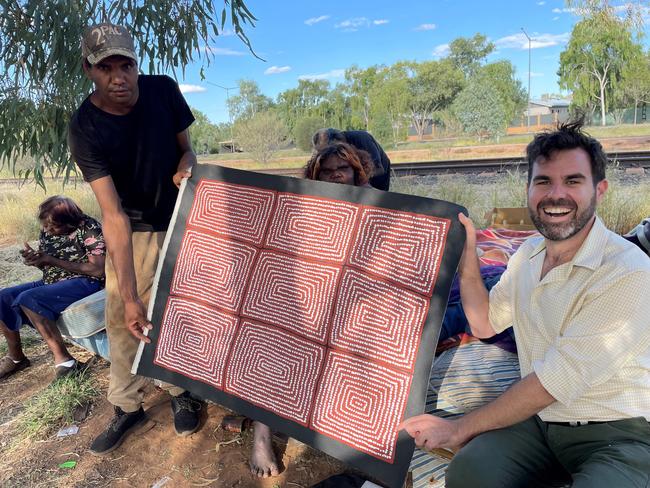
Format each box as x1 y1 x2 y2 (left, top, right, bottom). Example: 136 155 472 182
0 248 402 488
0 338 362 488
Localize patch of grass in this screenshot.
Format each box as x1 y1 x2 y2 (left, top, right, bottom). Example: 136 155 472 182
393 170 649 232
0 183 100 245
599 180 650 234
586 123 650 139
14 372 99 441
0 333 41 357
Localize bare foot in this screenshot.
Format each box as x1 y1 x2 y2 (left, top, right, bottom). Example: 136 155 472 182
249 421 280 478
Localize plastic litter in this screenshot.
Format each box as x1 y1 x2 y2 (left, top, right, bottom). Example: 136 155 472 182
56 425 79 437
151 476 172 488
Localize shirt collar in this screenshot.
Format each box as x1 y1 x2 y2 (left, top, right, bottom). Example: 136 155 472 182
528 215 608 271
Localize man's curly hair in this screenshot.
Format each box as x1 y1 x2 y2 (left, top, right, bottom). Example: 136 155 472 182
304 142 374 186
526 117 608 185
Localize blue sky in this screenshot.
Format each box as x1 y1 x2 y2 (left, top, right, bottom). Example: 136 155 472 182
173 1 617 123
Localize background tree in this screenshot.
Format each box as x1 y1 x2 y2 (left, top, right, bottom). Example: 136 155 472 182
370 64 410 147
477 61 527 125
448 33 495 78
189 108 230 155
453 79 507 142
276 79 330 138
617 51 650 124
344 65 380 131
0 0 256 184
558 6 642 125
321 85 352 130
293 115 323 152
233 111 288 164
228 79 274 122
406 60 465 140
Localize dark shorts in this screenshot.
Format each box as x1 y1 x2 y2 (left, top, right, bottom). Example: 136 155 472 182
0 278 103 331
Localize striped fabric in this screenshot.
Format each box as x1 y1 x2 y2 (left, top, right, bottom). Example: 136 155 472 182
410 338 521 488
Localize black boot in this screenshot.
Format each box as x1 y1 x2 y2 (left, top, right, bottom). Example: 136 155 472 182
171 391 202 436
90 406 147 455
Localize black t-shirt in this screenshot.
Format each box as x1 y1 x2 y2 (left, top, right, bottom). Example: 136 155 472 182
343 130 391 191
68 75 195 231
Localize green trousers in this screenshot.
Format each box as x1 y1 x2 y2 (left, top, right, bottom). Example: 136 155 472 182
446 416 650 488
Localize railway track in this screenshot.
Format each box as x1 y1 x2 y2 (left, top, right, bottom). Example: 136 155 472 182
261 150 650 177
2 151 648 187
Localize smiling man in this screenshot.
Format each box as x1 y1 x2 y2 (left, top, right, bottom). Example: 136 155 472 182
68 23 202 455
400 120 650 487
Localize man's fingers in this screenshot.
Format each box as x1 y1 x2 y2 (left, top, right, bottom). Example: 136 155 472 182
398 415 434 434
458 212 475 231
127 322 152 343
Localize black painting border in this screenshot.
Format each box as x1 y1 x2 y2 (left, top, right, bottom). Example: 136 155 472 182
136 164 466 488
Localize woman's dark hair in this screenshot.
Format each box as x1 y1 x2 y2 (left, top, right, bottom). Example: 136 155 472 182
38 195 85 233
312 128 345 150
304 142 374 186
526 117 608 185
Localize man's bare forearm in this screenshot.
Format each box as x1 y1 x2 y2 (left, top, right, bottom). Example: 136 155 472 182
177 150 196 173
102 212 138 303
456 373 556 441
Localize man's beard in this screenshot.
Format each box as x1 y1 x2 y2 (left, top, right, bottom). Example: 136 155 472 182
528 194 597 241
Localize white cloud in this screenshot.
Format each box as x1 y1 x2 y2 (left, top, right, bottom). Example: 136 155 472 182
373 19 389 25
552 7 575 13
335 17 370 31
415 23 436 31
537 1 545 5
494 32 570 50
179 84 206 94
530 72 545 77
264 65 292 75
205 46 246 56
298 69 345 81
305 15 330 26
553 16 560 20
432 43 450 58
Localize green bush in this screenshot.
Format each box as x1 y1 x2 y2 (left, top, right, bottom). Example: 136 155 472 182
294 116 325 152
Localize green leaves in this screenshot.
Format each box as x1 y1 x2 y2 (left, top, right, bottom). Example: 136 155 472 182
0 0 257 184
558 5 644 125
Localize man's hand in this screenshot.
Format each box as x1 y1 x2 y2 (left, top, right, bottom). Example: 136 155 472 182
398 414 468 451
173 168 192 188
124 299 153 343
458 212 477 274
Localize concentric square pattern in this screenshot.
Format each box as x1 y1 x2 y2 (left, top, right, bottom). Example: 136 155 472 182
155 180 450 462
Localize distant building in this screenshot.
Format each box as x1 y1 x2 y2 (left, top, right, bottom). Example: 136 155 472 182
508 99 571 134
526 99 571 118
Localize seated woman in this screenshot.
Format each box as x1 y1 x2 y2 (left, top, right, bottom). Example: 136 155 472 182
0 195 106 381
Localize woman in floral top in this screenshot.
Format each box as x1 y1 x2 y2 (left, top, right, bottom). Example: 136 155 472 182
0 196 106 381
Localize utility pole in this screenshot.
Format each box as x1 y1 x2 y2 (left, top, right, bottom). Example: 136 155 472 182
521 28 532 132
206 81 238 152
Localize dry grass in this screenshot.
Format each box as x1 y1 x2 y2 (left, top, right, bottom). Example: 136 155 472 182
0 182 100 245
11 373 99 445
392 168 649 233
0 168 646 250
